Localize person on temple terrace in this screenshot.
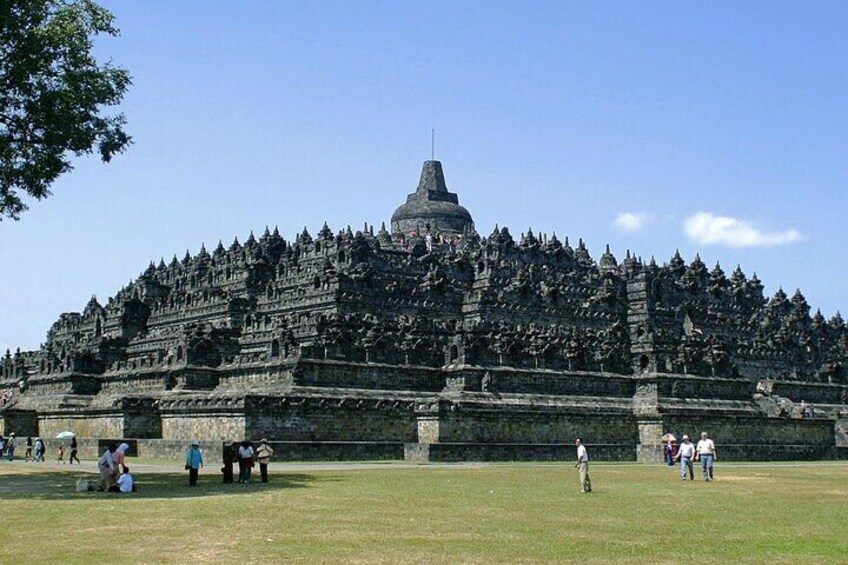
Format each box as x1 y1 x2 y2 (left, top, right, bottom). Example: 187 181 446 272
675 435 695 480
696 432 717 481
574 438 592 493
185 440 203 486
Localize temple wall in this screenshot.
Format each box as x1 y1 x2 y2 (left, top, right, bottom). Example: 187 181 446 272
293 361 444 392
39 413 123 438
433 410 638 444
161 413 246 441
769 381 848 405
246 403 417 442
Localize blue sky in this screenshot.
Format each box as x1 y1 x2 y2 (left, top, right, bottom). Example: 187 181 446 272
2 1 846 352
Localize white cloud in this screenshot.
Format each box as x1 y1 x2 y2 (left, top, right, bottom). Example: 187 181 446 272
613 212 652 233
684 212 804 248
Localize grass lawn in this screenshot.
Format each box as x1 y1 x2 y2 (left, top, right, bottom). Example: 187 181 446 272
0 461 845 564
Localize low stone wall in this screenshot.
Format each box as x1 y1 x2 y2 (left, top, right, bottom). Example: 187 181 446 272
40 413 123 439
268 441 404 461
434 410 637 444
405 442 636 462
245 396 418 442
662 415 834 447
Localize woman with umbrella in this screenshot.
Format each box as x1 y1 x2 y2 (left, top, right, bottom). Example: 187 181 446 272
56 431 76 465
662 433 678 466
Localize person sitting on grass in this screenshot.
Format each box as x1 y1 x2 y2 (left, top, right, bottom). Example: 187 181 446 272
109 466 134 493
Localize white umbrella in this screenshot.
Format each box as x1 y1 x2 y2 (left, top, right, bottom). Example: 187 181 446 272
56 431 75 440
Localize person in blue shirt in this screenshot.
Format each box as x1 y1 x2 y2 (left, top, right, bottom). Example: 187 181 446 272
185 440 203 486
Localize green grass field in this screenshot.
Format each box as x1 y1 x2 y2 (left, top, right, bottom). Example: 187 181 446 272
0 461 846 564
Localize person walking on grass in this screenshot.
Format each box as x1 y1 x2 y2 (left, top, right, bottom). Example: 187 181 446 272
185 440 203 486
256 438 274 483
696 432 717 481
6 432 15 461
25 436 33 461
675 435 695 480
69 436 80 464
34 437 45 462
574 438 592 493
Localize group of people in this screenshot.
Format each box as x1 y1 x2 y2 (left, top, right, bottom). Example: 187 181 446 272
186 438 274 487
573 431 718 494
666 432 717 481
0 388 14 408
97 443 134 493
0 434 80 463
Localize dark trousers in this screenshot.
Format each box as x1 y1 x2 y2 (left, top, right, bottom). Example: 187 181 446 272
260 463 268 483
189 467 199 486
70 450 80 464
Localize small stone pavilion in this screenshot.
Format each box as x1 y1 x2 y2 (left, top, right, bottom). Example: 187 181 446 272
2 161 847 461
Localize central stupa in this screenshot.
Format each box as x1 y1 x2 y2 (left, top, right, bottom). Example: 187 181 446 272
390 160 474 235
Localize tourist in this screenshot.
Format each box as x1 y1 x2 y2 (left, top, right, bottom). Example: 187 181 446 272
113 466 134 493
24 436 33 461
664 439 678 467
0 434 5 460
185 440 203 486
675 435 695 480
69 436 80 464
221 442 235 484
34 436 45 462
6 432 15 461
56 444 65 464
97 444 116 491
237 440 254 483
114 442 130 472
256 438 274 483
696 432 717 481
574 438 592 493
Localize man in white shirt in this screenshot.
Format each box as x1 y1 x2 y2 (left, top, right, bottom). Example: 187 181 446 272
109 466 134 493
97 445 116 491
675 435 695 480
574 438 592 493
696 432 717 481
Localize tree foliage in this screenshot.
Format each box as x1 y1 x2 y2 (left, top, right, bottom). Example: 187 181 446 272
0 0 131 220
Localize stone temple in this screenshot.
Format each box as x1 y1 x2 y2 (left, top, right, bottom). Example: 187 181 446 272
2 161 847 461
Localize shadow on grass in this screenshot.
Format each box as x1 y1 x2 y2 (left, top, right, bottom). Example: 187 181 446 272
0 469 338 500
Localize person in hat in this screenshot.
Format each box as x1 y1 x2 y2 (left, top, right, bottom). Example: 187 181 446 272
185 440 203 486
34 436 45 463
256 439 274 483
696 432 717 481
675 435 695 480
